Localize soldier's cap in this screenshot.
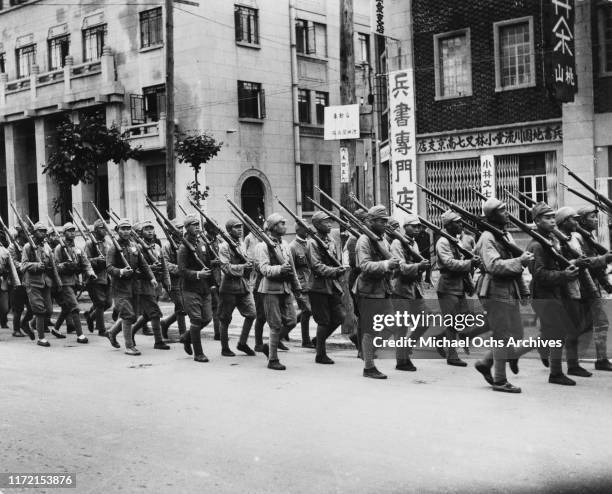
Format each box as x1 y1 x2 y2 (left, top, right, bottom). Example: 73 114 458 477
93 219 106 229
387 218 400 230
555 206 579 225
577 205 598 218
62 222 76 232
14 224 23 232
266 213 286 229
140 220 155 230
354 208 368 222
171 218 184 229
33 222 47 232
183 214 199 227
403 214 421 226
441 210 462 226
367 205 389 221
311 211 330 228
483 198 506 219
531 202 554 220
225 218 242 231
117 218 132 228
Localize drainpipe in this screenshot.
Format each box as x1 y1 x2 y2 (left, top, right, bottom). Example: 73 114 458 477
289 0 302 216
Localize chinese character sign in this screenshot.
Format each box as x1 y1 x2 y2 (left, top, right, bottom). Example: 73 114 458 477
546 0 577 102
480 155 496 209
374 0 384 34
324 104 360 140
388 69 417 222
340 147 350 184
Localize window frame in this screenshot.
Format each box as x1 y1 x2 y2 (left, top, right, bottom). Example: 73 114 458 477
234 4 259 46
16 44 36 79
140 7 163 49
82 24 107 62
314 91 328 125
298 88 311 124
48 34 70 71
295 18 327 59
493 16 535 92
237 80 265 120
598 4 612 77
146 164 167 202
433 28 472 100
356 32 370 65
143 84 166 122
0 52 5 74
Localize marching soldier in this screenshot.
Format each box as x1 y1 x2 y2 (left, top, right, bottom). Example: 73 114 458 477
21 223 57 347
527 203 580 386
53 222 97 343
204 222 222 342
9 225 33 338
161 219 187 340
217 218 257 356
354 205 408 379
255 213 301 370
307 211 347 364
289 221 314 348
178 215 213 362
0 237 11 329
84 220 111 336
435 210 480 367
130 221 171 350
473 199 533 393
576 205 612 371
106 218 158 356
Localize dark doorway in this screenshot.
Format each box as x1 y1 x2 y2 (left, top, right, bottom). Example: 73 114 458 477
241 177 265 226
96 174 109 220
27 182 39 222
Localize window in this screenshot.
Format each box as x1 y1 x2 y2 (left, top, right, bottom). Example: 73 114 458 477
83 24 107 62
235 5 259 45
48 35 70 70
16 44 36 78
598 5 612 74
300 164 314 212
140 8 163 48
356 33 370 65
319 164 332 210
0 53 5 73
298 89 310 123
146 164 166 202
295 19 327 58
434 29 471 99
143 85 166 122
494 17 535 90
518 153 546 222
238 81 265 119
315 91 328 125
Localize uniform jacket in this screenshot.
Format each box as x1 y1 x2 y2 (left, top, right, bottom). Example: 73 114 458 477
353 234 393 298
21 241 55 289
255 238 301 295
0 246 12 290
85 236 110 285
8 239 26 281
564 232 604 300
342 233 361 290
162 242 182 290
106 238 154 297
527 234 572 300
435 236 473 296
137 240 170 296
575 231 610 298
205 233 222 288
474 230 528 302
178 235 211 296
289 236 311 291
218 239 251 295
390 237 423 299
307 234 342 295
54 240 95 286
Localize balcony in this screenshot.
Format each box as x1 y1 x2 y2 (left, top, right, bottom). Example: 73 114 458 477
0 47 124 121
122 113 166 151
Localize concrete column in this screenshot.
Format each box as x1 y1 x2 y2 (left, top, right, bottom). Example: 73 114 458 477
106 103 125 217
34 117 52 222
561 1 595 210
0 73 7 108
63 56 74 102
4 124 17 225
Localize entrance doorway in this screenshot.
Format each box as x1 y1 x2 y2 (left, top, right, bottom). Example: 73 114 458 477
241 176 265 226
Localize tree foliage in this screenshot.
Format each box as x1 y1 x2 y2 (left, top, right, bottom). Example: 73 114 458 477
176 130 222 203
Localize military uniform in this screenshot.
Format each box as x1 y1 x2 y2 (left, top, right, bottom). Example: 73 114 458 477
289 234 313 346
0 245 12 329
8 236 33 337
85 221 112 335
204 230 222 341
161 219 186 339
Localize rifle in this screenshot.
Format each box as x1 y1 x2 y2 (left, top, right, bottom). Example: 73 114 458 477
108 211 158 265
560 183 612 217
47 216 75 263
10 204 62 287
306 196 360 238
91 202 133 272
275 195 342 268
225 195 299 279
314 186 392 261
427 199 479 236
516 190 536 207
394 202 474 259
188 198 247 263
349 192 368 211
416 183 525 257
467 187 571 268
0 216 21 286
562 164 612 213
69 211 89 241
70 209 104 260
172 201 218 260
148 202 178 252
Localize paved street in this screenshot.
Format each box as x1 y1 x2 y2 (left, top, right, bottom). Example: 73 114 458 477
2 305 612 494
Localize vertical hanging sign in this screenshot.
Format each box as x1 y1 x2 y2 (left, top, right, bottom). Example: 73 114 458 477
480 155 496 208
546 0 577 102
388 69 417 222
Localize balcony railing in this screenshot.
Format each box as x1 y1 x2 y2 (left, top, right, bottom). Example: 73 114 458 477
122 114 166 151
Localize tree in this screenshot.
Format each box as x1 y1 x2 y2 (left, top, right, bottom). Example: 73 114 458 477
175 130 222 206
43 113 140 222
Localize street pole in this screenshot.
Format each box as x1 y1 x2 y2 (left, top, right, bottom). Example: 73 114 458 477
165 0 176 219
339 0 356 210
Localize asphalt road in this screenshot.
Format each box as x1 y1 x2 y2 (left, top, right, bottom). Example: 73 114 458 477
2 314 612 494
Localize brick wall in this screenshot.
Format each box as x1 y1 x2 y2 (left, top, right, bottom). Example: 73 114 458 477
413 0 561 134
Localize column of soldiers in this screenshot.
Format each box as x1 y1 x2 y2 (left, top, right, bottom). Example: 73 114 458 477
1 190 611 392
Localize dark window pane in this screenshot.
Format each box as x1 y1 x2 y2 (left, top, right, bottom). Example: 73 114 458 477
147 164 166 202
319 164 332 210
238 80 263 118
235 5 258 44
301 164 314 212
83 25 107 61
298 89 310 123
315 91 328 125
140 8 163 48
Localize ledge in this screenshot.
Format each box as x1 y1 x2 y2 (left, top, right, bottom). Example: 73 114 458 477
139 44 164 54
239 117 264 124
236 41 261 50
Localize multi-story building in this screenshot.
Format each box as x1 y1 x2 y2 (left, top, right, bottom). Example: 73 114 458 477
0 0 374 227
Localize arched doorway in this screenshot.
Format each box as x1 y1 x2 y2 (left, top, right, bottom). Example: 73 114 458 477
241 176 265 226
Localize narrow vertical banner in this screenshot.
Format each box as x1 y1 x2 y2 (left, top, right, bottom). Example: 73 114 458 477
340 147 350 183
480 154 496 210
545 0 577 102
388 69 417 223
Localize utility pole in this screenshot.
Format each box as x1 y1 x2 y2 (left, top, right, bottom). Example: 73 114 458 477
165 0 176 219
339 0 356 210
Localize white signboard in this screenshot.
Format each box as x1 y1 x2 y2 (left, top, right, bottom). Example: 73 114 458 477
340 147 350 183
388 69 417 223
324 104 360 140
480 155 496 207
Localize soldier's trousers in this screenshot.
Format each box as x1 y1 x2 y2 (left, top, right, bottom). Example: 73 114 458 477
57 285 85 336
88 282 112 330
531 298 573 375
310 291 345 356
582 297 609 360
295 291 312 343
10 285 32 331
262 293 296 361
218 291 256 346
437 293 470 360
